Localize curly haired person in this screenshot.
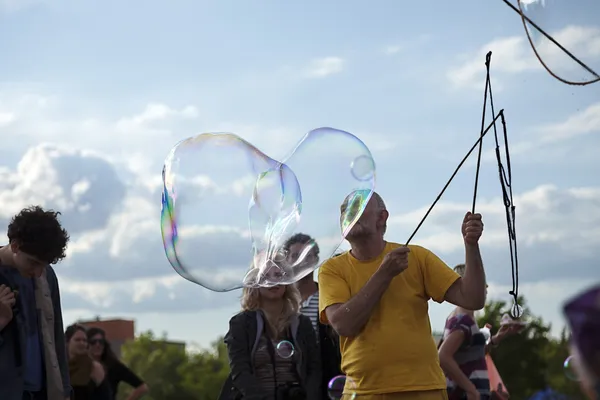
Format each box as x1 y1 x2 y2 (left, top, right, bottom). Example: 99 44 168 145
0 206 72 400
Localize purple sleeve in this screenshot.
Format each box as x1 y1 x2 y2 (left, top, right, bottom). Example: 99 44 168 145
445 314 474 344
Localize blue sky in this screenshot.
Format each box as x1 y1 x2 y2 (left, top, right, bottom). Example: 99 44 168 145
0 0 599 349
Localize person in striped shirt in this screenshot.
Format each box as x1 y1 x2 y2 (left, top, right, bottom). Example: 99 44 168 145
284 233 342 399
438 264 521 400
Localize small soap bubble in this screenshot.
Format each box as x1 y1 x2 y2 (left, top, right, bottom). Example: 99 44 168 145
351 155 375 181
276 340 295 359
327 375 357 400
510 303 524 319
563 356 579 381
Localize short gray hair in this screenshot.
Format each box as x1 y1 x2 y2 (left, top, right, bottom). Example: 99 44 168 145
454 264 466 276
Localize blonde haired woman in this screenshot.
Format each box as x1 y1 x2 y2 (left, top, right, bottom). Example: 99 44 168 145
219 262 322 400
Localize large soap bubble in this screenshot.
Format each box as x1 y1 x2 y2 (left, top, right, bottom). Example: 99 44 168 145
161 128 375 291
244 127 376 287
161 132 300 292
517 0 600 84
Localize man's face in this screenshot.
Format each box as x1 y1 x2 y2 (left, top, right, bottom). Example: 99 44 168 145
344 197 386 241
11 243 47 278
287 242 319 268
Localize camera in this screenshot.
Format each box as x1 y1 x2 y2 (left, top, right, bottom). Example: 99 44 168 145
276 383 306 400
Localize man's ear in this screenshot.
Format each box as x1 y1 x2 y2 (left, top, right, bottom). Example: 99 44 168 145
9 241 19 253
382 209 389 222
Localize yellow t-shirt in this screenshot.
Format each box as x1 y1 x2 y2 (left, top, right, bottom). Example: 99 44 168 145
318 242 460 395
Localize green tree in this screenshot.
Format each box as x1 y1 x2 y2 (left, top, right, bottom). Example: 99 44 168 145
179 337 230 399
477 297 586 399
117 331 230 400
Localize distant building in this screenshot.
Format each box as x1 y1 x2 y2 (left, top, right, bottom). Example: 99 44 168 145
78 317 186 358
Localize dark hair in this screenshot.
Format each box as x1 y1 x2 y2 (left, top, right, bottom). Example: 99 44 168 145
7 206 70 264
283 233 320 257
86 327 119 367
453 264 466 276
65 324 87 342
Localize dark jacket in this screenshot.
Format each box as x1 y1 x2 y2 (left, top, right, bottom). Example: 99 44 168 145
315 315 342 397
0 265 72 400
218 310 322 400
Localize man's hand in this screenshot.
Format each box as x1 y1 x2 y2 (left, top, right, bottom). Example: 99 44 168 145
467 390 481 400
495 323 524 342
378 246 410 279
462 212 484 245
0 284 16 331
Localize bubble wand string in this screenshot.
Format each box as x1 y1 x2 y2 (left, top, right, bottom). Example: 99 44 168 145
502 0 599 85
403 52 522 317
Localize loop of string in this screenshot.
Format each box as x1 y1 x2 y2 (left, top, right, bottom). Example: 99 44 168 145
503 0 599 86
404 52 520 314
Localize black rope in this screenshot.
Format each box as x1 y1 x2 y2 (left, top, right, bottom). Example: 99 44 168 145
404 52 521 317
502 0 600 86
471 52 491 213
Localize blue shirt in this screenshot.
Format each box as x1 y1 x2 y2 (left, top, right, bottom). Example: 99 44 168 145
13 273 44 391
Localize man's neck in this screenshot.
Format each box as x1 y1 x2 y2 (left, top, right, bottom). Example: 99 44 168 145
349 238 387 261
297 278 318 300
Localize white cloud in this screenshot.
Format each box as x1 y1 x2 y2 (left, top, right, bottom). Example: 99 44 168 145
536 102 600 142
447 25 600 89
0 0 43 13
476 101 600 163
389 184 600 256
0 92 201 161
0 112 15 126
114 103 198 134
381 34 433 56
384 45 403 55
0 143 126 232
304 57 345 78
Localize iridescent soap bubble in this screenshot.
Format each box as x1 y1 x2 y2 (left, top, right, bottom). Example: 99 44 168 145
161 132 300 292
351 154 375 181
244 127 376 288
162 128 375 290
563 355 579 381
276 340 295 359
327 375 357 400
517 0 600 84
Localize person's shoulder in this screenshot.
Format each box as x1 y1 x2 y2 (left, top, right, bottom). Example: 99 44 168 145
229 310 256 324
403 244 443 265
45 265 58 280
447 312 476 327
320 251 347 272
297 312 312 325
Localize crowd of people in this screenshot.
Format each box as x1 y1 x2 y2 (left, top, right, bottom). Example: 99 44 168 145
0 195 598 400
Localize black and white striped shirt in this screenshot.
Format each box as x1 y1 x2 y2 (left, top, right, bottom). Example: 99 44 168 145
300 292 319 333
